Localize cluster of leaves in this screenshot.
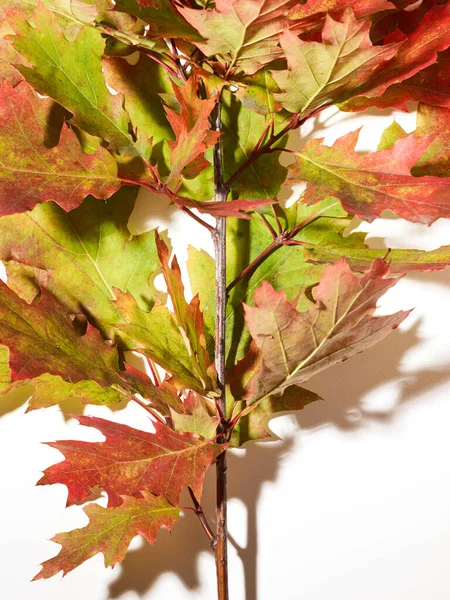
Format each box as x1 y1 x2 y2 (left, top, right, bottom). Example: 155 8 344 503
2 0 450 584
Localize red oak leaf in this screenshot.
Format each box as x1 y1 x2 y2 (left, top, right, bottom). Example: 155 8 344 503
39 415 226 506
244 258 409 403
0 81 120 215
290 0 395 33
342 50 450 112
290 128 450 225
344 2 450 106
164 77 220 183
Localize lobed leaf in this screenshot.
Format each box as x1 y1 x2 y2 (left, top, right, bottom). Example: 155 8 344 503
113 291 214 393
39 414 226 505
34 493 180 579
163 77 220 183
0 279 177 414
290 128 450 225
8 5 134 153
156 233 216 392
244 258 409 403
0 188 161 336
0 81 120 215
272 9 399 115
341 2 450 109
181 0 298 75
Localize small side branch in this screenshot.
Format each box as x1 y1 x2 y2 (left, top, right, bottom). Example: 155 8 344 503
226 239 279 293
226 206 333 294
224 113 301 190
188 488 217 548
181 206 216 233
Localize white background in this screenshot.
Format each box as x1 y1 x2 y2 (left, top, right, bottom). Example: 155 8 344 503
2 106 450 600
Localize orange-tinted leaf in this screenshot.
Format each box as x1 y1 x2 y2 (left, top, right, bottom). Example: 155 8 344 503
0 82 120 215
411 103 450 177
0 16 23 86
34 493 180 580
164 78 219 183
0 283 121 388
343 2 450 107
173 196 274 219
341 52 450 112
244 259 409 403
39 415 226 505
290 128 450 225
290 0 395 29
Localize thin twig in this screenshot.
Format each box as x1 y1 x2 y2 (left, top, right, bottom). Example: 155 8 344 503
257 213 278 239
271 206 283 234
226 203 339 293
224 113 300 189
140 49 179 79
181 206 216 233
188 488 217 548
226 239 279 294
145 356 161 386
131 396 165 424
169 38 187 81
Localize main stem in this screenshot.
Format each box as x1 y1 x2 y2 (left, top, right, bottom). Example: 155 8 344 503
212 99 229 600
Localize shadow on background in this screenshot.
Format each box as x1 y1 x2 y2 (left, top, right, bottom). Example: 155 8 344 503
108 265 450 600
3 106 448 599
108 439 293 600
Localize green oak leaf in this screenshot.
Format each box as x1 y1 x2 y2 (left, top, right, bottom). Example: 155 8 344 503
187 246 216 348
34 493 180 579
0 187 161 338
272 8 399 116
114 291 217 394
103 54 173 146
8 5 133 153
